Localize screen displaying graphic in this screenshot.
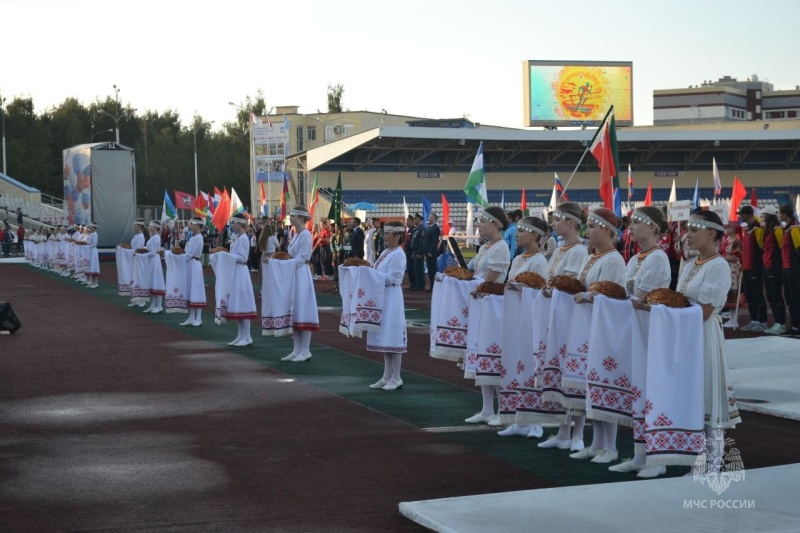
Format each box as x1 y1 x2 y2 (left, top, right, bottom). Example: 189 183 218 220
523 60 633 127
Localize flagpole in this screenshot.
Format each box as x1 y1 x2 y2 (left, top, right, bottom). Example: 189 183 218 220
560 143 592 196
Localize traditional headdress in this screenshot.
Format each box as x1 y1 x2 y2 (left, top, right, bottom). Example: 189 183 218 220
587 212 618 235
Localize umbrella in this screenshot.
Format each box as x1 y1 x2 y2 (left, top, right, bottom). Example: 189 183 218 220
349 201 377 211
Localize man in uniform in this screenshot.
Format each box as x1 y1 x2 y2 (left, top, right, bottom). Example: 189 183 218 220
411 213 427 291
422 212 441 291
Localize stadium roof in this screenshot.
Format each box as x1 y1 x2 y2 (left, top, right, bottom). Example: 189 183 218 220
298 122 800 174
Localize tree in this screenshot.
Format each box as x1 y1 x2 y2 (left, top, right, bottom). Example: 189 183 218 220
327 83 344 113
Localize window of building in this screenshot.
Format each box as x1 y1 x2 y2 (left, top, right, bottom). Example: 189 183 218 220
789 110 797 118
307 125 316 141
765 111 785 119
296 126 304 152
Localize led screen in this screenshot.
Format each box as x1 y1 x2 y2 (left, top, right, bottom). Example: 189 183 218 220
523 60 633 127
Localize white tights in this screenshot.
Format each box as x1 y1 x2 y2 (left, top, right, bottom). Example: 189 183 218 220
292 330 313 355
588 421 618 453
381 353 403 381
554 415 586 442
479 385 499 418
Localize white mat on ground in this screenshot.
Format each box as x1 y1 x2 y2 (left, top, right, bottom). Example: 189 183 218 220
725 336 800 422
400 463 800 533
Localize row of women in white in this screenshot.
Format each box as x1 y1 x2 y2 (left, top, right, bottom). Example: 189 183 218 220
24 224 101 287
429 203 741 479
112 210 322 357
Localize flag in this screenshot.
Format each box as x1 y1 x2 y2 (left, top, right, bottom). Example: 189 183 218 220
307 173 319 225
265 114 272 130
627 164 634 200
260 182 267 217
279 176 290 220
795 194 800 220
441 193 451 236
327 172 342 225
521 188 527 215
213 187 222 208
692 178 700 210
729 177 747 222
283 115 290 157
548 184 558 213
750 188 758 208
229 188 245 217
554 173 569 201
402 196 409 221
712 157 722 196
500 191 506 212
211 189 231 231
194 191 209 220
613 188 622 218
668 179 677 205
422 196 432 227
250 112 258 124
464 141 488 207
644 182 653 206
588 106 619 210
161 190 177 224
174 190 195 211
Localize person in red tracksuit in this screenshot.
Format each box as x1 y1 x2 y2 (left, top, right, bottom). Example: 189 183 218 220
738 206 768 331
761 207 787 335
779 204 800 336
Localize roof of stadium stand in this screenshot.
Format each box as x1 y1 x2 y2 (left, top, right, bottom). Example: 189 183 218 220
297 123 800 174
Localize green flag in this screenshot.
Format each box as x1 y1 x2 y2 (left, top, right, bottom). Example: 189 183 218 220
327 171 342 225
464 141 489 207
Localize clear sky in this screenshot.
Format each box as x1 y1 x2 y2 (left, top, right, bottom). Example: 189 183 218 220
3 0 798 130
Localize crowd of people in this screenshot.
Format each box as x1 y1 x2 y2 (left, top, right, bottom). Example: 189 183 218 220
428 200 800 480
19 199 800 479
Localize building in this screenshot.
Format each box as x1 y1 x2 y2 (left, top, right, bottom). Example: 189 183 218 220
654 75 800 125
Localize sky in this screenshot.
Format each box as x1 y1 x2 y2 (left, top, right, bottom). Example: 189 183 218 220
3 0 799 131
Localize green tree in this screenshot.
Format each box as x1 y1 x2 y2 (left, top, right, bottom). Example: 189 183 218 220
327 83 344 113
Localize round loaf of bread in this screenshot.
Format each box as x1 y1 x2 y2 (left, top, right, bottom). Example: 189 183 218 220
589 281 627 300
515 271 547 289
644 288 690 308
548 275 584 295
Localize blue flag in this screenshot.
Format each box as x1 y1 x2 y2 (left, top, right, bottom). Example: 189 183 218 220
500 190 506 212
692 178 700 210
422 196 432 228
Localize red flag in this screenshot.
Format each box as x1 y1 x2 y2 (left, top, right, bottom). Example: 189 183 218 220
194 191 208 218
174 190 195 211
644 182 653 206
750 188 758 208
729 177 747 222
279 176 289 220
259 182 267 216
521 189 527 215
441 193 451 236
588 108 618 210
211 189 231 231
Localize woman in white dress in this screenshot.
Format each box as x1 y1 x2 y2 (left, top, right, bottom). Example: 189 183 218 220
567 208 626 464
538 202 588 451
678 211 741 473
464 206 511 425
180 217 207 327
85 223 100 289
225 216 259 347
608 206 672 476
280 207 320 362
497 216 549 439
143 220 166 314
367 221 408 391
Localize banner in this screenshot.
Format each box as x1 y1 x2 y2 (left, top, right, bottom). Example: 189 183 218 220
668 200 692 223
63 145 94 225
253 116 289 182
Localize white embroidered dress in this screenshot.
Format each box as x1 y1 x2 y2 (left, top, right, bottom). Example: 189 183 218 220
287 229 319 331
185 233 207 308
677 255 741 429
366 246 407 353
